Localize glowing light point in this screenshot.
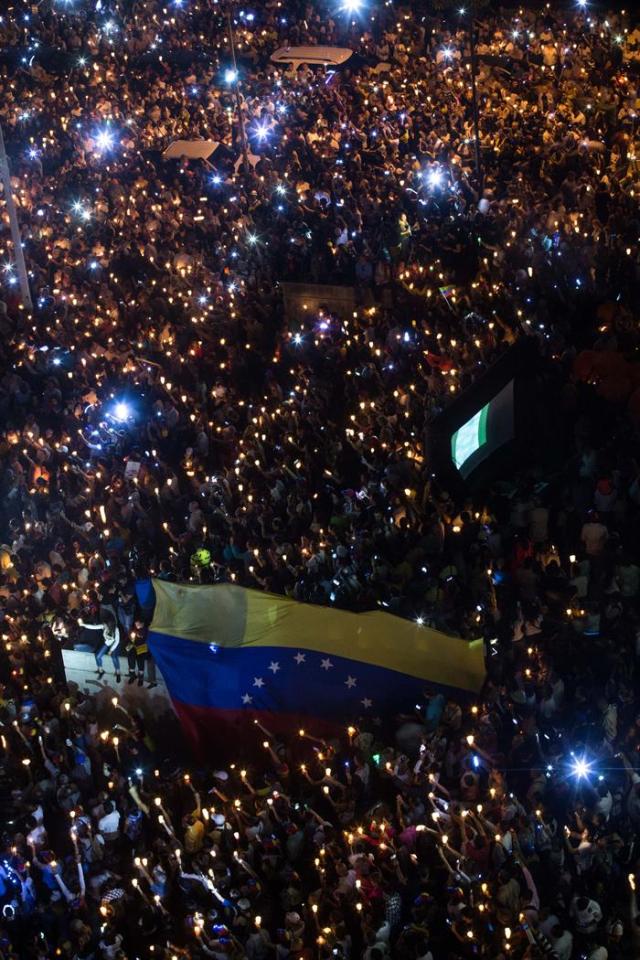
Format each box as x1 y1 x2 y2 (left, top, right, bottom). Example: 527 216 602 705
113 402 130 422
95 128 114 153
571 757 591 779
224 68 238 84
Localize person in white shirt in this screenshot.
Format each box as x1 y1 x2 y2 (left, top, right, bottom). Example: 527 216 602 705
549 923 573 960
98 801 121 840
571 894 603 934
587 946 608 960
594 782 613 821
78 613 121 681
581 514 608 557
26 819 47 850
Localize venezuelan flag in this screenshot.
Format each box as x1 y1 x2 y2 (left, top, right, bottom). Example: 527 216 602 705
147 580 485 754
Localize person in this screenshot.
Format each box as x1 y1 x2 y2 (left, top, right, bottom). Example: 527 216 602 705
126 621 149 687
548 922 573 960
571 895 603 936
581 512 609 558
98 800 121 843
79 614 121 682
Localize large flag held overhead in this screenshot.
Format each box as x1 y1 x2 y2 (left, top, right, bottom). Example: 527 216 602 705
147 580 485 754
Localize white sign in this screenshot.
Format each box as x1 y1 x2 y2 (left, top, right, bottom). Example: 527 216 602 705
162 140 219 161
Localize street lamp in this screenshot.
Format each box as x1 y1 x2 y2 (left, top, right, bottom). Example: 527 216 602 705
225 7 249 169
0 123 32 311
458 5 483 193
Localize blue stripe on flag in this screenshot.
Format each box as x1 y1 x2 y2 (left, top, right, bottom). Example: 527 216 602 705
148 631 466 721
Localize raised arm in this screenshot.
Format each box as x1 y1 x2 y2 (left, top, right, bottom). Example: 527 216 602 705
128 783 150 815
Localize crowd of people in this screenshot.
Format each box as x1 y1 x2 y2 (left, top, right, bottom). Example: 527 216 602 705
0 0 639 629
0 0 640 956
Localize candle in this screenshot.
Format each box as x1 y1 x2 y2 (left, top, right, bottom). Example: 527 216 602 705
253 720 273 738
132 878 151 904
134 857 152 881
13 721 30 750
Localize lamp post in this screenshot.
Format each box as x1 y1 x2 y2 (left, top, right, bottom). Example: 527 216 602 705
0 123 33 311
226 8 249 169
468 18 483 194
455 3 484 193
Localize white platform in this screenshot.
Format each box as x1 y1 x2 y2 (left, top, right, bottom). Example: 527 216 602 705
62 649 175 728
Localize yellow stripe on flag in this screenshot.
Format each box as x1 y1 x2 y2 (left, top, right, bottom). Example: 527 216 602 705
150 580 485 693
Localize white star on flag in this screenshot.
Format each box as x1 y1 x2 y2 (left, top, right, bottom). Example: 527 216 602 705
345 676 357 689
294 652 306 665
361 697 373 709
253 677 265 688
268 661 280 674
241 694 253 705
320 658 334 671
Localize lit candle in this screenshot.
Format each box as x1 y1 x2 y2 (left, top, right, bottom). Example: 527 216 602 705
132 878 151 903
13 721 30 751
253 719 273 738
